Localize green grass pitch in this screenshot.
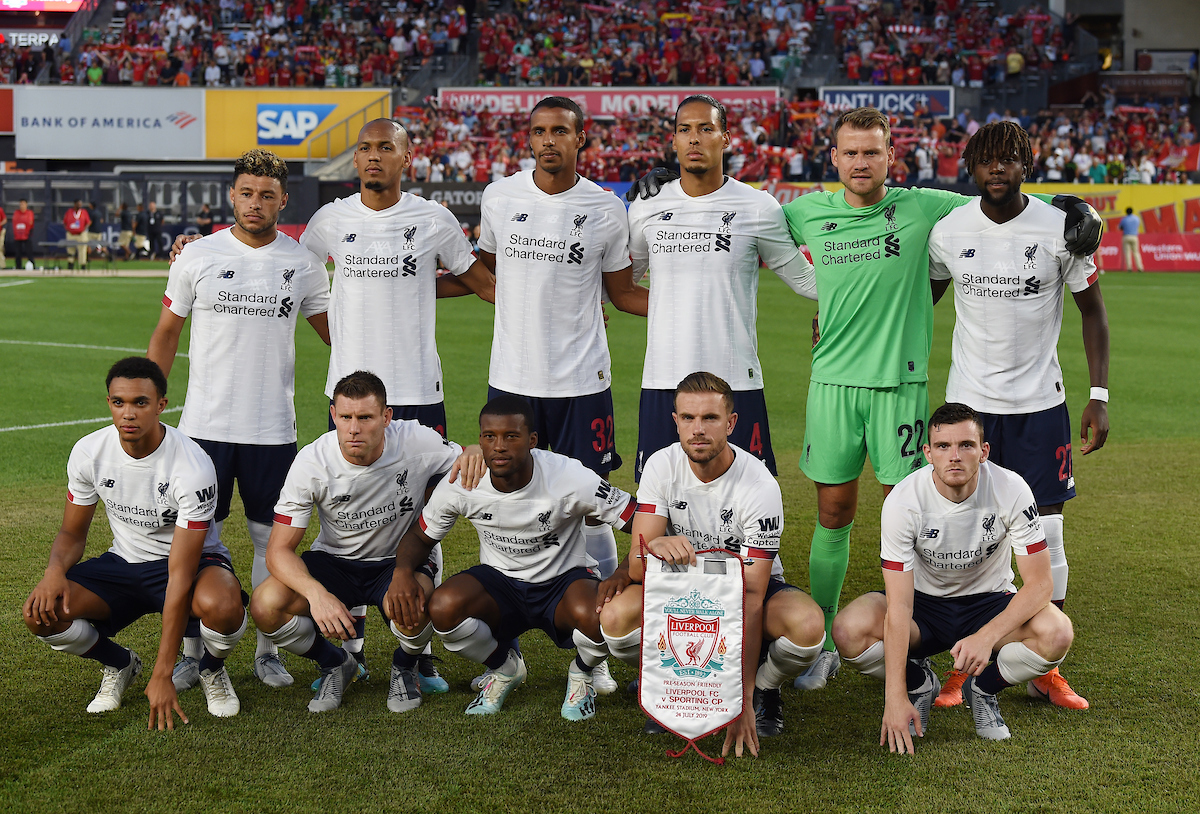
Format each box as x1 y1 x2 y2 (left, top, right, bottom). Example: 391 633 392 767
0 271 1198 813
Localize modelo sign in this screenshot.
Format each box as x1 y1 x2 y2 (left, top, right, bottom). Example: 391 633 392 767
205 89 389 159
437 86 780 119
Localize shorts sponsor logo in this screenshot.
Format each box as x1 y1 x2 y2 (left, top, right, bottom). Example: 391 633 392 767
659 589 728 678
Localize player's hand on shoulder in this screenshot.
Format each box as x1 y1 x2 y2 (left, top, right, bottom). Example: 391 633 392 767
145 674 188 731
881 698 920 754
1051 194 1104 257
448 444 486 490
647 535 697 567
1079 400 1109 455
384 567 427 631
595 566 633 612
308 590 356 640
23 570 70 625
626 166 679 202
722 707 760 758
168 232 202 264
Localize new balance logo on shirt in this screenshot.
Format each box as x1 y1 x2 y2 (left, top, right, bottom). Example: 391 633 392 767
100 478 116 488
511 213 528 222
821 222 838 231
218 270 236 279
342 234 356 242
658 212 673 221
959 248 976 258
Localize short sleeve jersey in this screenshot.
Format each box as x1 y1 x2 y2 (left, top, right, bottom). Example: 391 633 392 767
164 229 330 445
636 443 785 578
629 178 803 391
301 193 476 403
880 460 1047 596
66 424 226 563
418 449 635 583
272 420 460 561
782 186 965 387
929 196 1099 413
478 171 630 397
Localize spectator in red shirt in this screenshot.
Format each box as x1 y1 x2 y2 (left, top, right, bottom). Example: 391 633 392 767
63 199 91 271
12 199 34 269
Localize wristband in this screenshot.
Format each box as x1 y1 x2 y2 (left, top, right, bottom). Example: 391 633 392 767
1090 387 1109 403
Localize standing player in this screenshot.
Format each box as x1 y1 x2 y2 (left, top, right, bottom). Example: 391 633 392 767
476 96 648 691
250 371 478 712
928 120 1108 709
23 358 247 726
389 395 637 722
775 108 1102 689
833 403 1075 752
148 149 331 690
598 373 827 746
627 94 818 483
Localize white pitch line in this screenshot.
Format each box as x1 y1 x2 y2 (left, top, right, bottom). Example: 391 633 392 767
0 280 34 289
0 339 189 359
0 405 184 433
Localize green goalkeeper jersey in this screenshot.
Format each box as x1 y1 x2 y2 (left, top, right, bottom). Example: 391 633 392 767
783 186 966 388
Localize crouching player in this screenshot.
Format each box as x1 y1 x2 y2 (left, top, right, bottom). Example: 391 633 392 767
599 372 826 752
23 357 247 727
832 403 1075 753
390 395 636 721
249 371 481 713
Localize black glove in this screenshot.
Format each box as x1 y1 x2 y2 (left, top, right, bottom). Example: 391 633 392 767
1051 194 1104 257
626 166 680 202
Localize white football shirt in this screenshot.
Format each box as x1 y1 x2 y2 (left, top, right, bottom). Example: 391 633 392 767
479 171 631 397
636 443 785 578
628 177 816 390
66 424 226 563
302 192 477 404
418 449 635 583
880 460 1047 597
273 420 461 561
928 196 1099 413
164 229 330 445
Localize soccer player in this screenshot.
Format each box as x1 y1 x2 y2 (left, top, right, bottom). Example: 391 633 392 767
389 395 637 722
776 108 1101 689
23 357 247 726
250 371 479 713
832 403 1075 752
300 117 495 687
476 95 648 692
627 94 818 483
599 372 825 750
928 120 1108 709
148 149 331 689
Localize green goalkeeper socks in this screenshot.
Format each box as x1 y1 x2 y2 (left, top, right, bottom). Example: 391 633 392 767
809 521 853 652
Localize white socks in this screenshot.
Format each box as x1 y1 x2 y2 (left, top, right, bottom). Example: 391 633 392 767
1042 513 1068 605
843 640 887 681
264 614 317 655
392 620 434 657
755 634 826 690
38 618 99 655
585 523 619 578
200 612 247 660
601 625 641 667
436 617 499 664
571 629 609 670
997 641 1063 684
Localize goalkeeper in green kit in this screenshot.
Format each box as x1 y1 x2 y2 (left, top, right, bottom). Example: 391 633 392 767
779 108 1102 689
627 105 1102 690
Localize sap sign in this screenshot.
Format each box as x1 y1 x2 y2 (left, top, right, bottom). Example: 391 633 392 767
257 104 337 145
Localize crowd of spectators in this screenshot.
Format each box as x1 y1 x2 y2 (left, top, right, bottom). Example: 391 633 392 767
474 0 814 87
831 0 1079 89
411 90 1196 186
58 0 469 87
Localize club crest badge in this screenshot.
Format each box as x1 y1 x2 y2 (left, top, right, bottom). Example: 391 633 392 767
884 203 898 231
719 212 736 234
403 225 418 251
280 269 294 290
659 589 727 678
570 214 587 237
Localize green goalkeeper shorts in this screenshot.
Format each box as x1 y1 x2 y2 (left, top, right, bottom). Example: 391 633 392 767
800 381 929 486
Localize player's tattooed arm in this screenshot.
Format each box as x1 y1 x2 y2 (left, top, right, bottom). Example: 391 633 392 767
23 500 95 626
168 233 202 264
1073 284 1110 454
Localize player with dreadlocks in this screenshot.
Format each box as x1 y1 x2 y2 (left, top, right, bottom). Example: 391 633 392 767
927 119 1109 711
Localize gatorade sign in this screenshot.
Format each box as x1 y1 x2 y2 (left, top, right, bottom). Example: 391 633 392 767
256 103 337 145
